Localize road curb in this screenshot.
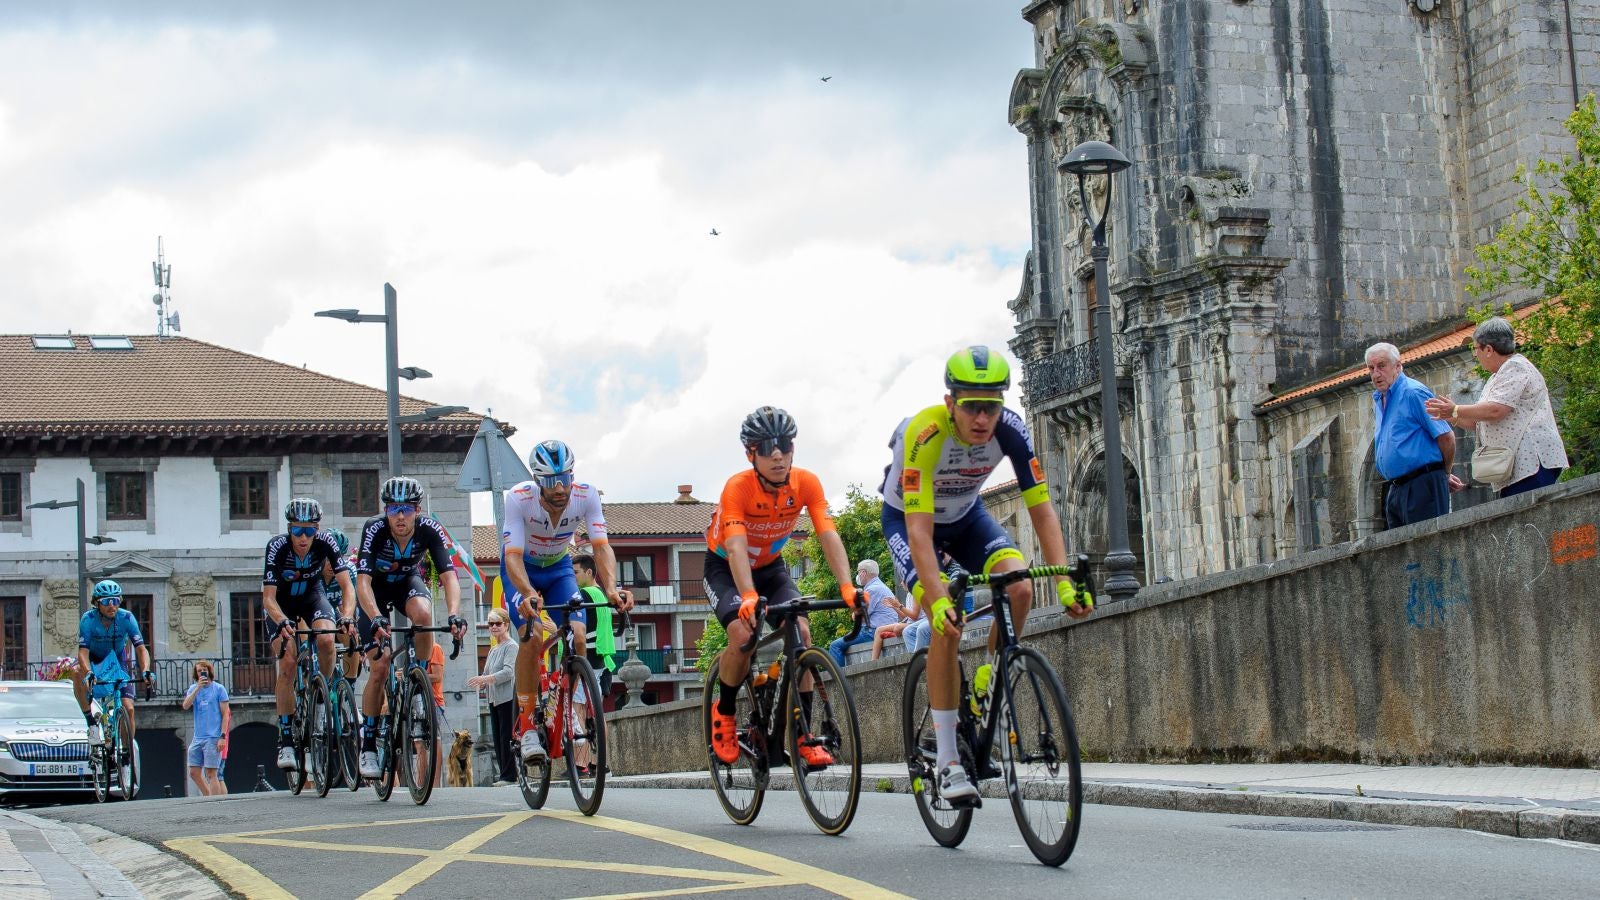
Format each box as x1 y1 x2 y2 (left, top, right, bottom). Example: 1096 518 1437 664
63 820 225 899
605 773 1600 844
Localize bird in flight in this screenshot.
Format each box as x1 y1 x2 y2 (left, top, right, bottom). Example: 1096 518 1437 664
709 228 720 236
820 75 831 82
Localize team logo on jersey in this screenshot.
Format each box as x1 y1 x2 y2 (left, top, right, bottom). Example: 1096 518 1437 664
915 424 938 445
902 470 921 493
785 496 795 507
1030 458 1045 482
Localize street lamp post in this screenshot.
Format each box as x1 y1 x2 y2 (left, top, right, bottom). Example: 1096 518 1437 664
1059 139 1141 603
316 283 435 477
27 477 117 613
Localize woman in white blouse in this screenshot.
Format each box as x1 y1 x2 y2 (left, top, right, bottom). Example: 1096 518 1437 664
1425 316 1568 498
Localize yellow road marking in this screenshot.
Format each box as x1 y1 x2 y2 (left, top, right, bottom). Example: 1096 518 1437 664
357 810 534 899
164 838 295 900
168 807 912 900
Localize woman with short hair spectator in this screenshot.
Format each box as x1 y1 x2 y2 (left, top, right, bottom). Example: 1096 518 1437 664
467 607 518 785
1426 315 1569 498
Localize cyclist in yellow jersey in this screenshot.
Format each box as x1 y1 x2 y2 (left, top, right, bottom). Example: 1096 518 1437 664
879 346 1092 802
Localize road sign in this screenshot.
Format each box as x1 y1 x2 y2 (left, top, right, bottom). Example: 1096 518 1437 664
458 417 530 493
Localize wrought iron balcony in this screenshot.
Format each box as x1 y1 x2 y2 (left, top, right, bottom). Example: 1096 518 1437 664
1021 335 1139 404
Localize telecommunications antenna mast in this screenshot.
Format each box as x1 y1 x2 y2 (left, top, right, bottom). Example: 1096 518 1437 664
151 237 180 339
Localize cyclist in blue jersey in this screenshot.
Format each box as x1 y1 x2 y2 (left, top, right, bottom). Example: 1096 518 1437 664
69 579 153 746
263 497 358 770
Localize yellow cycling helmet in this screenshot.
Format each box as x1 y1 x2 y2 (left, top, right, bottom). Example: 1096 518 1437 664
944 345 1010 392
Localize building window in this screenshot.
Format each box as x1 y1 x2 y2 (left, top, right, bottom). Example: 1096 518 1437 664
120 594 155 660
618 554 654 588
0 473 19 521
106 472 146 520
342 469 379 518
0 597 25 678
229 592 272 660
227 471 270 519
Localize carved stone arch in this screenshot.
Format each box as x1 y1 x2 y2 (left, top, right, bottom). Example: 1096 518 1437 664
1067 433 1146 586
1353 440 1386 538
1010 68 1046 132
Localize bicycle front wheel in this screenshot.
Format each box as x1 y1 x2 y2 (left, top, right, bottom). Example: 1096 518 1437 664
113 711 138 801
1001 646 1083 867
332 677 361 792
902 649 973 848
787 648 861 836
400 669 438 805
310 676 332 797
701 651 764 826
518 731 553 810
287 688 308 796
563 656 607 816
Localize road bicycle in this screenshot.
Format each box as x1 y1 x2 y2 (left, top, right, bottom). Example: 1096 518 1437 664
86 672 141 803
363 623 461 805
701 595 863 835
277 625 341 795
902 558 1091 867
319 639 365 795
517 597 618 816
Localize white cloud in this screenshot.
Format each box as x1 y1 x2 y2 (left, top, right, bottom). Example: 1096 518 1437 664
0 11 1032 520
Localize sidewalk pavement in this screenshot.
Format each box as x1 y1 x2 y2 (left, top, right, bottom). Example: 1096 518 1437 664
609 761 1600 844
0 808 222 900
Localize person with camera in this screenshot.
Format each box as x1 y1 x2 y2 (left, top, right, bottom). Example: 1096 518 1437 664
181 660 231 795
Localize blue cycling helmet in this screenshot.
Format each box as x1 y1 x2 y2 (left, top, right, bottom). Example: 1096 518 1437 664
528 440 575 477
91 579 123 604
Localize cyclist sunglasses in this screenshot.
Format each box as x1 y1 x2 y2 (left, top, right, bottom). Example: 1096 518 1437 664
747 437 794 456
287 525 319 538
955 397 1004 417
385 503 418 516
535 472 574 491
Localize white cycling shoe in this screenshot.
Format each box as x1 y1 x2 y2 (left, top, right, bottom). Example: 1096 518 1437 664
520 730 547 763
359 751 380 779
939 764 978 803
86 723 102 745
276 745 297 771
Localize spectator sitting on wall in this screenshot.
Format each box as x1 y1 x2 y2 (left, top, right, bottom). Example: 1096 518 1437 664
828 559 902 667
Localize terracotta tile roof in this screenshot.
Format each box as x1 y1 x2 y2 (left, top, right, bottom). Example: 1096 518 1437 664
0 334 489 436
1254 306 1541 413
472 500 815 559
472 524 501 563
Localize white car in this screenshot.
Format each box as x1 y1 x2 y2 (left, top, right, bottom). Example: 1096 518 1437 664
0 680 136 800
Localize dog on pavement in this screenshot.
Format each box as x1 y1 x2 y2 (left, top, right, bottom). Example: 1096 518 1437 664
447 730 475 788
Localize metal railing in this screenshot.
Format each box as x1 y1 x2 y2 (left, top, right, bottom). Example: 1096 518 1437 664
4 657 280 702
625 648 700 675
1022 335 1140 403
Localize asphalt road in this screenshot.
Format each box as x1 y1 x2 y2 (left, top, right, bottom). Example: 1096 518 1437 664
33 785 1600 898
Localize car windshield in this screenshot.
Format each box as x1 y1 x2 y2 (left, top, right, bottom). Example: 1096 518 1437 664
0 685 79 719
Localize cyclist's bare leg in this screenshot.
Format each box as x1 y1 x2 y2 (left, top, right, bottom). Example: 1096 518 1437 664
514 622 552 725
718 618 756 686
70 665 90 713
273 628 297 716
339 631 360 681
314 626 337 681
122 696 137 745
363 648 390 721
404 594 434 671
985 556 1032 653
796 618 815 692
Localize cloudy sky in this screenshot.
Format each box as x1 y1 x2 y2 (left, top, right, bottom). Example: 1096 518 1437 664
1 2 1035 519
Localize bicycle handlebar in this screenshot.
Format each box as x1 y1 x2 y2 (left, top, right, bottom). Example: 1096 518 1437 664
277 625 344 659
948 554 1093 619
361 623 463 660
736 595 862 654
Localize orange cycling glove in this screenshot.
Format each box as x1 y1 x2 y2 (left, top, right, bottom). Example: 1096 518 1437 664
840 583 859 609
737 590 760 626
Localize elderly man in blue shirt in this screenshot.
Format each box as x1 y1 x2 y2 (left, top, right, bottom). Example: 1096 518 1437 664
1367 342 1464 528
828 559 901 668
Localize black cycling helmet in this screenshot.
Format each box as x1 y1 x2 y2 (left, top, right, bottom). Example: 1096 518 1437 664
284 497 323 523
739 406 797 448
944 345 1011 392
380 476 424 504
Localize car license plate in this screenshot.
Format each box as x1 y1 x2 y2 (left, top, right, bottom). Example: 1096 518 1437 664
30 763 86 776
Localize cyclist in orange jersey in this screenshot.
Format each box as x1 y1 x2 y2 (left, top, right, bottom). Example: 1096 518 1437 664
704 406 859 767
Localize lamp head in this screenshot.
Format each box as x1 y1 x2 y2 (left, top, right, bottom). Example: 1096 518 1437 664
314 308 361 322
1058 140 1131 177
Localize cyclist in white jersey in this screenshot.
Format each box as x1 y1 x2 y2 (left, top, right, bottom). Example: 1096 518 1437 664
500 440 632 761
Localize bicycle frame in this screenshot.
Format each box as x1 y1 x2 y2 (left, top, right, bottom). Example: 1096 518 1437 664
736 597 861 767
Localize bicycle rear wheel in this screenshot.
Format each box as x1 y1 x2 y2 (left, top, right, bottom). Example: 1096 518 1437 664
333 677 361 792
400 669 437 805
562 656 607 816
286 688 309 795
1001 646 1083 867
787 648 861 835
310 676 332 797
702 651 764 826
902 649 974 848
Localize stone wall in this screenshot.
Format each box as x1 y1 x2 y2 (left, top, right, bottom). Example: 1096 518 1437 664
608 473 1600 773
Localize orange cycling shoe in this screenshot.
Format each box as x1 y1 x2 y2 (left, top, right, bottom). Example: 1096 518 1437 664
796 736 833 768
710 709 741 765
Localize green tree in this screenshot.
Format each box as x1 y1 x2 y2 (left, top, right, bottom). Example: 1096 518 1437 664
695 483 893 674
783 484 892 649
1466 93 1600 476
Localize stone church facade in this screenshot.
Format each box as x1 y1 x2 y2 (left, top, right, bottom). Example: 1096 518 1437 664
1006 0 1596 583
